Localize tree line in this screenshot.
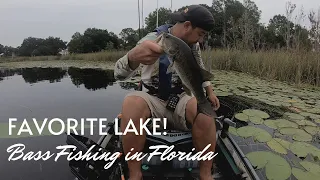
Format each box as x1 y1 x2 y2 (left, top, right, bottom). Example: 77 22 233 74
1 0 319 57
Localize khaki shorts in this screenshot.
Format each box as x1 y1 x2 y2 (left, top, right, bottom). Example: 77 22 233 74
125 91 194 131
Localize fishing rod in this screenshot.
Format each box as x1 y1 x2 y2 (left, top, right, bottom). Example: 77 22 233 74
138 0 141 39
156 0 159 28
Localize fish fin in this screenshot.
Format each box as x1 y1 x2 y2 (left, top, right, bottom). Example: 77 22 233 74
197 100 216 117
166 62 174 74
182 84 192 96
200 68 214 81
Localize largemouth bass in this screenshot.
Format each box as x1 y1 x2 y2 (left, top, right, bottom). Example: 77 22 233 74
155 32 216 118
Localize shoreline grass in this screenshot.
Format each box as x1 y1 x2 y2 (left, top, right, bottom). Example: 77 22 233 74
1 49 319 88
202 49 320 88
0 50 127 63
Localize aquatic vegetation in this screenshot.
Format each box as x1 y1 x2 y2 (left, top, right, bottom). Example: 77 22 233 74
235 113 249 122
279 127 313 142
243 109 270 119
236 126 272 143
246 151 291 180
289 141 320 159
1 57 319 179
266 139 288 154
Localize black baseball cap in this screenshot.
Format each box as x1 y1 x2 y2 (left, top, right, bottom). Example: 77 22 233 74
170 4 214 31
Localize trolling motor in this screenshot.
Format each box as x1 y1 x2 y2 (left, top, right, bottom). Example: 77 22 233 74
214 115 237 138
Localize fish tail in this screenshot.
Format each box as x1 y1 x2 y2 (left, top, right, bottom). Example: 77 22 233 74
198 100 216 117
192 100 216 125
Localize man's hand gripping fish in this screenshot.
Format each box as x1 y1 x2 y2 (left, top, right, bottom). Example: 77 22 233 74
155 32 216 123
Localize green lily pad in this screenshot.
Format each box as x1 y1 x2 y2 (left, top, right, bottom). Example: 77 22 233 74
292 168 319 180
289 141 320 158
293 132 313 142
300 112 320 120
295 120 317 126
243 109 270 119
236 126 257 138
304 121 317 127
267 139 287 154
276 119 298 128
246 151 291 180
279 127 313 142
304 126 319 135
264 120 278 129
285 112 305 120
254 131 273 143
235 113 249 122
216 92 233 96
300 161 320 175
245 151 272 168
237 126 272 142
229 127 238 136
279 127 302 135
249 116 264 124
300 112 311 117
281 102 291 107
274 138 291 149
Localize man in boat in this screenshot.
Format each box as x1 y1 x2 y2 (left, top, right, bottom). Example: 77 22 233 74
114 4 220 180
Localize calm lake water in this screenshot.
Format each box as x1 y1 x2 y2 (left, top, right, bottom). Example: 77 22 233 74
0 67 136 180
2 67 317 180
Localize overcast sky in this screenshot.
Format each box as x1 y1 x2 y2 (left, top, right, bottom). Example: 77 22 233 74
1 0 319 47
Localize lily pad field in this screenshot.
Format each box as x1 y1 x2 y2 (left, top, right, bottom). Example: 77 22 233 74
211 71 320 180
1 59 320 180
123 69 320 180
108 66 320 180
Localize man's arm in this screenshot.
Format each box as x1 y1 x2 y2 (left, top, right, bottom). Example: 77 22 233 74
192 43 214 94
192 43 220 109
114 32 160 81
114 52 139 81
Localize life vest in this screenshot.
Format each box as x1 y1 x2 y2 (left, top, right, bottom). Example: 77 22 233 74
140 24 184 101
154 24 174 100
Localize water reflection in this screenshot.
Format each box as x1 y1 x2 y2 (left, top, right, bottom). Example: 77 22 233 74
0 68 20 81
0 66 134 180
21 67 68 84
68 67 115 91
0 67 136 91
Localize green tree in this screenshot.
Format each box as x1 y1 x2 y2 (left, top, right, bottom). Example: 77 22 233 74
2 46 18 56
18 37 44 56
145 7 172 32
119 28 139 49
68 28 121 53
43 37 67 55
293 24 312 50
0 44 4 54
68 32 94 53
83 28 111 52
308 8 320 51
266 14 294 49
108 32 121 49
17 36 67 56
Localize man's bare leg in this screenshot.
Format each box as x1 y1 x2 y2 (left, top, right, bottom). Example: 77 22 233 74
185 98 217 180
121 96 151 180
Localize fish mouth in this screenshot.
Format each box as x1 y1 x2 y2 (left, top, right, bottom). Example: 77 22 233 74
154 34 162 44
154 33 178 57
155 35 166 52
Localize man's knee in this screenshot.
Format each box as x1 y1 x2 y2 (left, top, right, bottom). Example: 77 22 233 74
185 97 197 124
122 95 151 119
186 98 214 131
194 114 214 132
